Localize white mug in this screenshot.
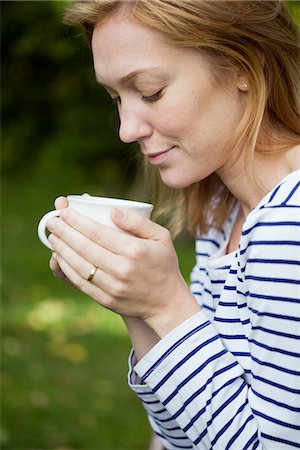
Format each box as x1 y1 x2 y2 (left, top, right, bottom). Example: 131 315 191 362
38 195 153 250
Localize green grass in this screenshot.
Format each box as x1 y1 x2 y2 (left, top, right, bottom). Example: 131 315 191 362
1 177 195 450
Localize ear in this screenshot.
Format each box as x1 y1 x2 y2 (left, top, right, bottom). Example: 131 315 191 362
237 72 249 92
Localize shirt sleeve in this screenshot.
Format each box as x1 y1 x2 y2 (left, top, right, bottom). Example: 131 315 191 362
132 310 262 449
128 350 194 449
128 203 300 448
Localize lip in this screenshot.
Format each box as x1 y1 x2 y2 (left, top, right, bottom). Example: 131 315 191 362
145 147 175 166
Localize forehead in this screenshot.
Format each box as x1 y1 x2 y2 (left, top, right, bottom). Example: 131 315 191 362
91 14 178 84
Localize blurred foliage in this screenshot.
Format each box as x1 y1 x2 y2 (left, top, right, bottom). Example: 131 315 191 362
1 0 138 198
1 1 299 449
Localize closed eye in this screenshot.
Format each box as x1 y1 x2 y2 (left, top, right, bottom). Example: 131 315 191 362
142 89 163 103
110 89 163 106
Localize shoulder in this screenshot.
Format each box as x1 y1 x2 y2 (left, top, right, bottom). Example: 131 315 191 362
239 170 300 257
243 170 300 234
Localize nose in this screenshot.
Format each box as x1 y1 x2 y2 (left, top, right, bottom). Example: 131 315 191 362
118 106 152 144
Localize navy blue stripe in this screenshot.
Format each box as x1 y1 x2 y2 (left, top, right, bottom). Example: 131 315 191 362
244 431 259 450
245 274 300 285
242 221 300 236
208 394 249 447
218 301 237 307
151 407 169 414
196 252 210 257
194 427 208 446
282 180 300 204
141 321 210 381
191 290 203 296
248 291 300 304
251 387 300 412
240 240 300 255
152 335 221 393
198 238 221 248
252 374 300 394
209 382 247 427
136 390 156 397
218 301 248 309
155 428 191 441
252 408 300 430
219 333 247 340
148 411 180 423
249 306 300 322
261 432 300 448
153 432 191 448
251 438 260 450
250 338 300 357
215 316 250 325
225 414 254 450
251 354 300 376
232 351 250 357
268 183 282 202
216 265 232 270
198 267 208 274
211 279 225 284
183 374 238 432
252 325 300 340
171 363 240 422
202 304 216 313
161 425 182 432
246 257 300 266
223 285 237 291
142 399 160 405
162 348 227 404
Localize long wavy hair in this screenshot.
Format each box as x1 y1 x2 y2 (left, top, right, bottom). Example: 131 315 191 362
64 0 300 235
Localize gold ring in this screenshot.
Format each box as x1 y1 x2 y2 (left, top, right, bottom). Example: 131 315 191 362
87 265 98 282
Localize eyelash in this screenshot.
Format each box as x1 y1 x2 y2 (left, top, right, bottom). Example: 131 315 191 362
142 89 163 103
111 89 163 106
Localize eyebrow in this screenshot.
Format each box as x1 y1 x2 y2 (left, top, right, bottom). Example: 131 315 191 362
121 67 160 84
96 67 161 88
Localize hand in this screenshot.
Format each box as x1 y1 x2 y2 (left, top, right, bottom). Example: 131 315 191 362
49 196 71 285
47 203 200 337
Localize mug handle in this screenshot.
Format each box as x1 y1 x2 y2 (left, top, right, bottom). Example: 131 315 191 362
37 209 62 250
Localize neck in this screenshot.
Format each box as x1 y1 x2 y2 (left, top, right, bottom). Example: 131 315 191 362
217 143 300 218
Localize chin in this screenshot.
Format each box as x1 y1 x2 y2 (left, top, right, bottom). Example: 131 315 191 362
160 175 195 190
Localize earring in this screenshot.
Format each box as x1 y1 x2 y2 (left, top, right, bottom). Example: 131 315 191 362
240 83 248 90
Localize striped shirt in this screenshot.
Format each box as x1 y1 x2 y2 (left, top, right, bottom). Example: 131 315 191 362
128 169 300 449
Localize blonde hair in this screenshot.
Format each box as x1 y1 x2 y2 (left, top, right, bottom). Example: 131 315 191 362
64 0 300 235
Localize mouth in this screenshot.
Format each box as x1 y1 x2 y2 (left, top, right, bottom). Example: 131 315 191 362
145 147 176 166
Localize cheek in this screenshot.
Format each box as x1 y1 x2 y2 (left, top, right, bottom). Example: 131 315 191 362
154 100 195 137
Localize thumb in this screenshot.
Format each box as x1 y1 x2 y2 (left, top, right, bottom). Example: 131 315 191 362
111 208 168 241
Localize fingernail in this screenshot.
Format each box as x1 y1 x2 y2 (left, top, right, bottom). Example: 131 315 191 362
48 234 57 245
47 218 56 231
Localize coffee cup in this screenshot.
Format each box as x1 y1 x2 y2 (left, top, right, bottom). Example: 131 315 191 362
38 195 154 250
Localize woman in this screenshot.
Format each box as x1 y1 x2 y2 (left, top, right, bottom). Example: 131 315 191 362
47 1 300 448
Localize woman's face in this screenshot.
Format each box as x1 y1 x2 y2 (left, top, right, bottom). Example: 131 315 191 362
92 14 247 189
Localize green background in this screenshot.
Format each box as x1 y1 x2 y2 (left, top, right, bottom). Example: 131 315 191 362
1 1 299 449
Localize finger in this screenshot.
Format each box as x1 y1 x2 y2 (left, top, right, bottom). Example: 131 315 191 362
52 238 123 297
49 252 71 284
59 208 137 254
54 196 68 210
111 208 171 242
48 223 125 278
55 254 113 309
